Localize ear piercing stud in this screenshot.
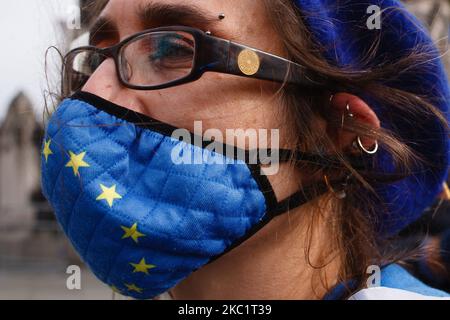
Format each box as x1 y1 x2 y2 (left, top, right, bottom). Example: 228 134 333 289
345 103 379 155
341 103 354 129
346 103 354 118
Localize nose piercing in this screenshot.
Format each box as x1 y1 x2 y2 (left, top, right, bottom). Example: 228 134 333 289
218 13 226 20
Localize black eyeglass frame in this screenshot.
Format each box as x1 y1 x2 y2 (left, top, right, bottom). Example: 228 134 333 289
64 25 327 91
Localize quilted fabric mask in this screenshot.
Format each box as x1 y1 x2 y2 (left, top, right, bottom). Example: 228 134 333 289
41 91 349 299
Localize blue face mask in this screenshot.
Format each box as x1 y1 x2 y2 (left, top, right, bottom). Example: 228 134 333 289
41 91 357 299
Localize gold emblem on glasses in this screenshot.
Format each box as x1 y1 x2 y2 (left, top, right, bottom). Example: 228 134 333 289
238 49 260 76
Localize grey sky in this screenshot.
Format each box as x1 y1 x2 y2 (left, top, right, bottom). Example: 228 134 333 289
0 0 77 121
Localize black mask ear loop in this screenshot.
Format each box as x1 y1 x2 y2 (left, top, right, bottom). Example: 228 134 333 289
207 149 364 264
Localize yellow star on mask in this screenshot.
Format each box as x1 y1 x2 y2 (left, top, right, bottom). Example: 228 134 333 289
130 258 156 275
66 151 90 176
42 139 53 163
121 223 146 243
110 285 122 294
125 283 143 294
96 184 122 207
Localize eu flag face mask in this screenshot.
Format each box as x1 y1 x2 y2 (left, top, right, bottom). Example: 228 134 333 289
41 91 351 299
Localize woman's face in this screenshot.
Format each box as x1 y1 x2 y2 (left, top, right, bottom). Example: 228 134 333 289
81 0 325 298
73 0 382 300
83 0 288 136
83 0 304 200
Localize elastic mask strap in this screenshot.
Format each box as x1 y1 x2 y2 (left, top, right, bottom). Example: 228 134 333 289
207 178 342 265
207 156 350 265
252 149 369 170
251 148 366 216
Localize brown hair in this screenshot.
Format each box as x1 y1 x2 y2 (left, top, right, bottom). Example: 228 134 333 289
263 0 449 297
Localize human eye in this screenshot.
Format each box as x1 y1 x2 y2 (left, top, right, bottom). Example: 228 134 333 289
148 33 194 69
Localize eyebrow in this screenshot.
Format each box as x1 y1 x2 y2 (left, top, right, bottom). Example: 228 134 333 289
89 1 224 45
89 17 118 46
137 2 221 33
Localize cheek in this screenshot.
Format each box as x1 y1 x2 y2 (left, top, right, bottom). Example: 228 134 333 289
137 73 281 132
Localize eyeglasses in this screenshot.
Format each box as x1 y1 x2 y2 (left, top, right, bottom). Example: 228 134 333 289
63 26 326 95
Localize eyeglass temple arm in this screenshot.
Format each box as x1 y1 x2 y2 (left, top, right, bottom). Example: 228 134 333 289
197 35 326 88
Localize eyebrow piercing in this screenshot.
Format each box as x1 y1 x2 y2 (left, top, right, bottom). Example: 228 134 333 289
205 30 212 35
218 13 226 20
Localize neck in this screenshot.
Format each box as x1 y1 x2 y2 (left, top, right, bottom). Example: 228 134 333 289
171 195 341 300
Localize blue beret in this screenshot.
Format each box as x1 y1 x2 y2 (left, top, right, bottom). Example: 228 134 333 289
293 0 450 235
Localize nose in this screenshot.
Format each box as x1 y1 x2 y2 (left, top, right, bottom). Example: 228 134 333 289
82 57 128 100
81 58 142 112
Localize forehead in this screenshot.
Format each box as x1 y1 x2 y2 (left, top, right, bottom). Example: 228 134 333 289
99 0 280 49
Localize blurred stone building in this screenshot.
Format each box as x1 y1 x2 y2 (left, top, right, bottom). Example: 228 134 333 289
0 0 100 266
0 92 60 265
0 93 42 243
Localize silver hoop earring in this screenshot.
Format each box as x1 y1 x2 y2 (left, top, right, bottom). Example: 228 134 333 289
355 136 379 155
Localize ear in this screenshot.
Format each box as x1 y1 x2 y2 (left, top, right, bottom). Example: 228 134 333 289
327 93 381 152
